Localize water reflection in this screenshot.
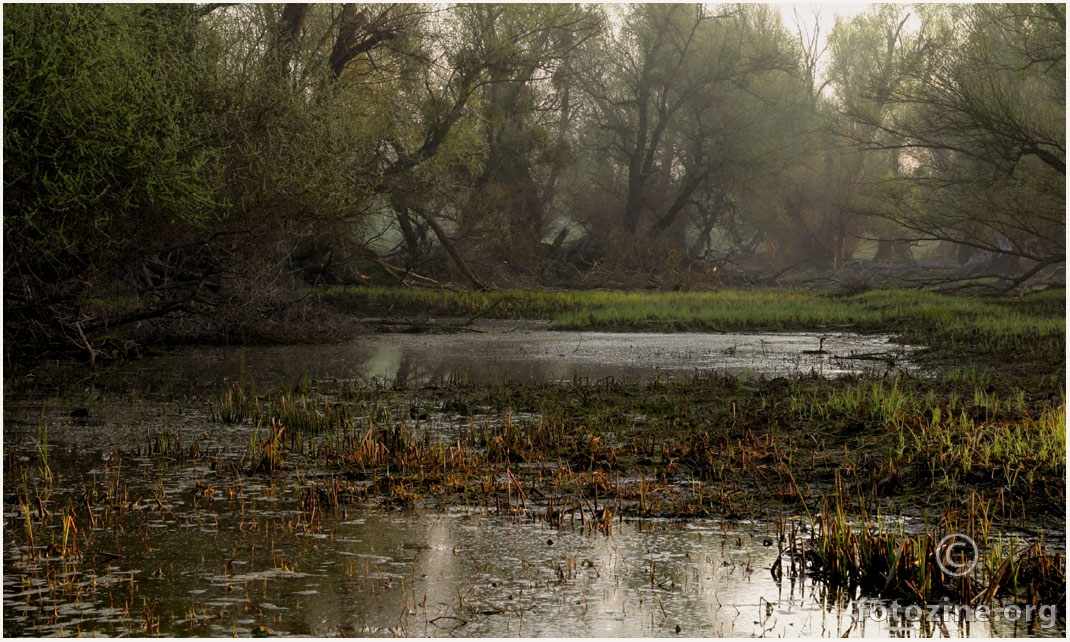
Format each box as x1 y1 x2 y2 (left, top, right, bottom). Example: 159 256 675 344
3 412 1062 638
75 325 915 393
220 511 1067 637
7 327 1060 639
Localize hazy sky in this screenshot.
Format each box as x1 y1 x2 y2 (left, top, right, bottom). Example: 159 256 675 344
772 2 897 89
775 2 884 47
774 2 877 43
773 2 877 27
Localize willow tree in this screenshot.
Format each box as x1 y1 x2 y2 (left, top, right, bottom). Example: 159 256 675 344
4 4 222 362
341 3 604 285
897 3 1064 284
828 3 1065 286
570 3 808 271
823 4 933 265
461 3 603 263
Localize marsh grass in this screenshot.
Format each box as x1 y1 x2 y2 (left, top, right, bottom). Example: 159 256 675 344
222 366 1063 523
795 496 1065 606
249 419 287 473
329 285 1062 336
224 374 1063 606
31 419 53 485
783 376 1066 509
259 392 352 433
210 382 252 425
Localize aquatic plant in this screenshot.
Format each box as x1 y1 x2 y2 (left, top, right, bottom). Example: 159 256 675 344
249 419 287 473
210 382 254 424
791 497 1066 607
259 392 352 433
31 413 53 485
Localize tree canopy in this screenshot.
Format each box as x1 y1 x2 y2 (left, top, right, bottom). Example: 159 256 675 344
4 3 1064 362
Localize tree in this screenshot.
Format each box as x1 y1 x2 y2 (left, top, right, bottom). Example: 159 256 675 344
824 4 930 265
355 4 602 286
4 4 222 362
463 4 602 262
3 3 404 362
828 4 1065 286
571 4 808 274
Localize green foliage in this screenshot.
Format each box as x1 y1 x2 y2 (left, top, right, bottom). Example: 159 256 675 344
3 4 390 361
826 3 1065 273
2 3 1064 363
4 5 219 234
4 4 233 363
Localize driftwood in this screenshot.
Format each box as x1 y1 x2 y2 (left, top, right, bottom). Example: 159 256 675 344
411 206 488 290
365 254 442 287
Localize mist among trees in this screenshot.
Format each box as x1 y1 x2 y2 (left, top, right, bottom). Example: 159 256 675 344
4 3 1065 361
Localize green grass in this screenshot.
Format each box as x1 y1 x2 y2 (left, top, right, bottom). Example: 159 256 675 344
780 374 1065 513
329 286 881 327
551 289 873 329
325 286 577 319
327 285 1063 335
908 401 1066 488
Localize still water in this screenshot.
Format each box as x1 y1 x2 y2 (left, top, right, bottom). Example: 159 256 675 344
5 427 1057 638
4 330 1059 637
73 325 916 393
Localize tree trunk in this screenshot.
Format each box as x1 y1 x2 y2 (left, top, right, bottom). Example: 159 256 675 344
647 168 710 240
328 4 398 82
266 4 309 81
412 207 487 290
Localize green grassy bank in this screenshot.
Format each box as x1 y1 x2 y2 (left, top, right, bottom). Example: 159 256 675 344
327 286 1065 383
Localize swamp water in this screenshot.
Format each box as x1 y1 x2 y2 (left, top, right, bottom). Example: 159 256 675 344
74 325 916 392
3 330 1061 637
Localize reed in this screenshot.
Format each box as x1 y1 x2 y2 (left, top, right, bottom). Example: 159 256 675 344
222 365 1062 523
791 497 1066 606
249 419 287 473
31 417 53 485
258 392 352 433
210 382 253 425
